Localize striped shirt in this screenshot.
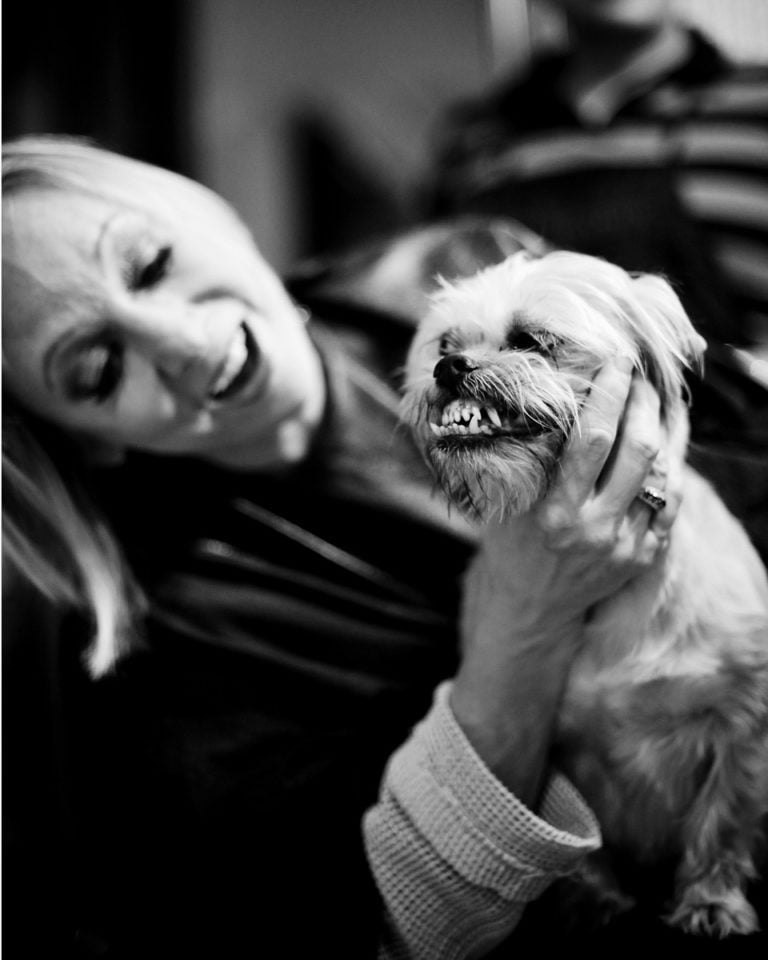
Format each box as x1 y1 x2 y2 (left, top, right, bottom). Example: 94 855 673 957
433 29 768 367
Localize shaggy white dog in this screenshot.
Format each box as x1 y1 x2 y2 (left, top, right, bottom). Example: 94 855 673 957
402 250 768 937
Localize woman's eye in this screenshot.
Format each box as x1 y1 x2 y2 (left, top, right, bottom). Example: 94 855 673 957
133 244 172 290
66 342 124 403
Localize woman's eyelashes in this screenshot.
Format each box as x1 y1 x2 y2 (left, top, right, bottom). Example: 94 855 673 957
130 243 173 291
66 340 124 403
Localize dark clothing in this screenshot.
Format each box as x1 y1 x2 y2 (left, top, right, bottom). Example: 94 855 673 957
3 221 532 960
4 217 767 959
4 330 463 959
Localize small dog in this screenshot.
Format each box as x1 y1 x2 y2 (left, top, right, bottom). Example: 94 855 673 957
401 250 768 937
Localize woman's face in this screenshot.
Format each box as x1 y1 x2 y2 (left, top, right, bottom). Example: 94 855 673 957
2 180 326 471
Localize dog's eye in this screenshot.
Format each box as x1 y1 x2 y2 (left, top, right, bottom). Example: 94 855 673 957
505 329 559 357
505 330 541 352
438 333 459 356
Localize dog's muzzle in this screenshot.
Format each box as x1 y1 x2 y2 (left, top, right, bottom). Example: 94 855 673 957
427 351 551 441
433 353 479 390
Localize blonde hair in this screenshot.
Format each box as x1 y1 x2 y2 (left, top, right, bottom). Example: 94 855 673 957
0 135 232 674
2 133 252 239
2 400 144 675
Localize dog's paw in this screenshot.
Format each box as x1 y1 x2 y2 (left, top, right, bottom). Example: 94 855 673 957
665 887 759 938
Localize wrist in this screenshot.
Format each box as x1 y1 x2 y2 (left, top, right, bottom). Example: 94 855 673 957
450 622 581 806
464 532 592 639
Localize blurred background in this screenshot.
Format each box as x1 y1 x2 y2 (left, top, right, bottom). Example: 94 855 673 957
4 0 767 272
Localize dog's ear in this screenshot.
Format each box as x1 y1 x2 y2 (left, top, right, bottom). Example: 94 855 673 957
627 273 707 413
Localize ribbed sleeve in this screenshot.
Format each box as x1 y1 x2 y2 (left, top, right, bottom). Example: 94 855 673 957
363 682 600 960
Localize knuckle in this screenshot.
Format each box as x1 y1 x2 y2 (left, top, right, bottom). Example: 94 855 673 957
639 534 664 568
667 481 684 506
664 487 683 517
629 434 659 465
633 545 656 571
540 505 577 545
585 524 616 555
582 426 615 460
623 526 667 571
653 489 683 534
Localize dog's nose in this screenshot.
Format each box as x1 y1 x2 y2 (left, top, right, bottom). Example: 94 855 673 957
433 353 478 389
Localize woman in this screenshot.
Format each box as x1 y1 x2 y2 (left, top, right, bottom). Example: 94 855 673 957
2 137 675 959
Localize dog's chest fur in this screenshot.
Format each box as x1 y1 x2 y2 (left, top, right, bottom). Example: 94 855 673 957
555 465 768 858
404 250 768 933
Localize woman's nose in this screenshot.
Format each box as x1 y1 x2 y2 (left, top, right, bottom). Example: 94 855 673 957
115 298 212 395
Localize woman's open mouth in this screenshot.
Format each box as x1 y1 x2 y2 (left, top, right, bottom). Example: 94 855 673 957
209 322 261 403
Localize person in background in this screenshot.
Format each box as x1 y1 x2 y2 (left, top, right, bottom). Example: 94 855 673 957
3 136 676 959
430 0 768 570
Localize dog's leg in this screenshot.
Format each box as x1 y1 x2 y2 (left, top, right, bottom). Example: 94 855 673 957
550 849 636 931
665 733 767 938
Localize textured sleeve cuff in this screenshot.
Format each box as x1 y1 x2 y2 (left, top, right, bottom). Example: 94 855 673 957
365 682 601 959
379 681 600 901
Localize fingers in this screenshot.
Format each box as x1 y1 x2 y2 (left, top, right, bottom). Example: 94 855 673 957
594 377 661 519
548 356 634 511
613 410 683 569
541 359 681 566
641 439 683 540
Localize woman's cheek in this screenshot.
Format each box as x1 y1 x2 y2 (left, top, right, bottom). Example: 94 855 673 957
114 374 182 441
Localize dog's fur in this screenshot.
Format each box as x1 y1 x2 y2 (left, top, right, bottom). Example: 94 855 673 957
401 250 768 937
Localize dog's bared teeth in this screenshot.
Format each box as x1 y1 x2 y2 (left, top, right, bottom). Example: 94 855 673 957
433 399 515 439
485 405 502 428
452 402 481 424
428 416 501 438
441 399 472 425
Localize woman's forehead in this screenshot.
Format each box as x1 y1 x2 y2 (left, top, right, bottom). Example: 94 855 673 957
2 190 110 342
5 188 112 272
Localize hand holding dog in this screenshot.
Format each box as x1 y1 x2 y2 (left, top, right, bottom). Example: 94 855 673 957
407 250 767 933
478 359 681 626
451 357 680 806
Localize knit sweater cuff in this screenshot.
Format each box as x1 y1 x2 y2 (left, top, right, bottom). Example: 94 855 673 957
383 681 600 902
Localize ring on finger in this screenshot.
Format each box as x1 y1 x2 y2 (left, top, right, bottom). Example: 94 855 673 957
636 485 667 512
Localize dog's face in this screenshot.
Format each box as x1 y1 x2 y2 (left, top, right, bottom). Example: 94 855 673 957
402 251 706 519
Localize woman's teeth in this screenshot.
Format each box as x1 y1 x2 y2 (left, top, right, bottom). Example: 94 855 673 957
210 326 249 400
